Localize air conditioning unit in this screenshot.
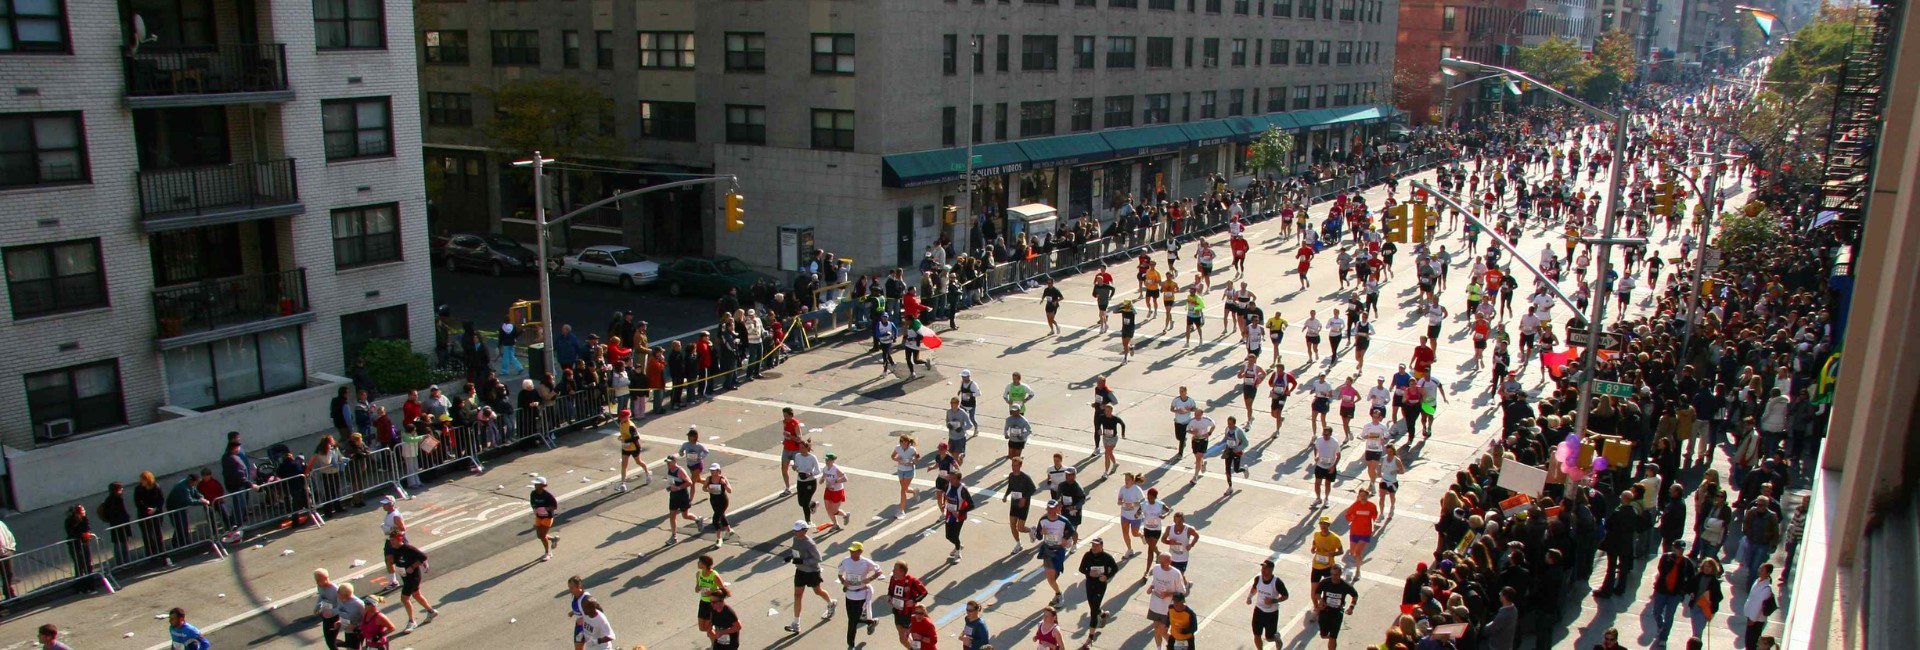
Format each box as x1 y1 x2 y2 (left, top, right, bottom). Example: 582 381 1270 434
38 418 74 440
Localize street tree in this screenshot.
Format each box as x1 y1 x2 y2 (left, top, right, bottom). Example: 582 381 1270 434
1513 37 1595 92
1767 6 1858 97
1246 127 1297 177
1582 31 1638 102
482 78 619 217
1715 204 1780 253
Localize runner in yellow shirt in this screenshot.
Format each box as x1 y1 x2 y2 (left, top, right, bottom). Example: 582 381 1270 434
1182 291 1207 346
1159 277 1180 332
1307 516 1344 609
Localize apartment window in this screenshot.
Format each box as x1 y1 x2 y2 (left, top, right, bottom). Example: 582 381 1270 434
1339 0 1354 19
1294 40 1312 65
1020 101 1055 137
942 106 956 145
1145 37 1172 68
0 111 85 188
339 305 407 374
1272 0 1291 17
1201 38 1218 68
812 34 855 74
1073 36 1095 69
1292 85 1310 110
1229 89 1244 115
639 31 694 69
1267 86 1284 111
331 203 399 268
426 92 472 126
1143 93 1170 124
995 35 1008 71
490 30 539 66
1235 0 1249 13
994 103 1007 140
1314 84 1328 108
943 35 958 74
1322 0 1332 18
1184 37 1192 67
1204 0 1221 11
1333 83 1351 106
1443 6 1456 30
423 30 468 64
812 109 854 150
0 0 69 53
1070 98 1093 131
1270 39 1288 64
1199 91 1216 118
726 32 766 72
639 101 696 141
321 97 392 161
726 104 766 145
1082 0 1101 7
1105 36 1135 69
562 30 580 68
973 34 984 73
25 360 124 438
1103 96 1132 128
1337 41 1352 64
1230 38 1246 66
1149 0 1175 8
4 239 103 318
1254 39 1262 66
314 0 384 50
1111 0 1137 7
595 30 613 69
162 327 305 410
1181 92 1190 122
1300 0 1316 17
971 105 982 142
1021 35 1057 71
1316 40 1330 65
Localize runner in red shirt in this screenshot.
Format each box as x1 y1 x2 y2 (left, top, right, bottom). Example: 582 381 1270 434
1296 244 1316 289
887 563 929 647
780 407 804 492
1343 490 1380 569
1136 253 1153 294
1410 338 1436 377
1230 236 1251 277
907 605 940 649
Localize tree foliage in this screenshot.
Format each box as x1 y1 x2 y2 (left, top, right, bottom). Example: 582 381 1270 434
1579 31 1638 102
1715 204 1780 253
481 78 616 160
1767 6 1858 98
1730 88 1832 187
1514 37 1595 92
357 339 435 395
1247 127 1296 174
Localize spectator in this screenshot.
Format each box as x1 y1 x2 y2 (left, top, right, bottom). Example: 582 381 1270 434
100 482 132 562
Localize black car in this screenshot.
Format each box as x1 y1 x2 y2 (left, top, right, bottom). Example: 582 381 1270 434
441 233 539 276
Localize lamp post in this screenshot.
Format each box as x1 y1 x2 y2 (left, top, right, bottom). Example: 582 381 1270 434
959 36 979 251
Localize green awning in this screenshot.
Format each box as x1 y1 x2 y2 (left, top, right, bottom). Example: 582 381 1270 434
1292 109 1338 131
880 141 1030 188
1225 116 1265 142
1100 124 1191 158
1179 120 1237 148
1264 113 1303 133
1016 132 1115 169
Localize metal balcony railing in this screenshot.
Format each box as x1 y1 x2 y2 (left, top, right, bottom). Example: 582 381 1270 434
125 43 290 98
153 268 309 340
137 158 298 220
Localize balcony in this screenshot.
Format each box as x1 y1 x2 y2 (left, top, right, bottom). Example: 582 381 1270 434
154 269 313 347
137 158 303 232
124 44 293 109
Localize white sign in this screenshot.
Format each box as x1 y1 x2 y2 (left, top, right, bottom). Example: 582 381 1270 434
1496 462 1549 496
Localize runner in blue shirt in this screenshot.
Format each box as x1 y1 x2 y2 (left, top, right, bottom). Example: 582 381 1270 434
168 607 210 650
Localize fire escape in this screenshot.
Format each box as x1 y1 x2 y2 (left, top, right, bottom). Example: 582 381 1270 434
1818 0 1898 242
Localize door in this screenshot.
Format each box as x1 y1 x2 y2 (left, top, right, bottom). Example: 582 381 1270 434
896 207 915 269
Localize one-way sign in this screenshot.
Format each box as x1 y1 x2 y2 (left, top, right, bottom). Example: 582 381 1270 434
1566 325 1623 350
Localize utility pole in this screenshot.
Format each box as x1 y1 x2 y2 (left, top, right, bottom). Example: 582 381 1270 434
513 151 557 374
959 36 979 251
1570 106 1632 440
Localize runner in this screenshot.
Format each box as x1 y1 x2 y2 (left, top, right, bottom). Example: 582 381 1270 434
1004 458 1036 553
567 575 592 650
1326 311 1347 356
1268 363 1298 438
529 476 561 561
1005 406 1033 460
1169 386 1198 451
1185 408 1216 480
705 589 741 650
958 600 993 650
946 397 973 463
1336 377 1361 442
693 554 727 634
836 543 883 647
822 452 852 528
167 607 211 650
938 470 973 561
388 530 439 632
1245 559 1291 650
1359 410 1389 486
1310 427 1341 508
379 497 406 592
1222 416 1251 491
1033 606 1065 650
1078 538 1120 634
1352 315 1375 366
579 596 615 650
886 562 930 648
679 427 710 486
1159 273 1181 332
1115 473 1146 557
615 409 652 492
1031 499 1079 605
1305 373 1334 434
1004 372 1037 414
1041 278 1064 335
665 458 698 544
1140 487 1170 572
703 464 734 546
1342 489 1380 572
1237 354 1267 423
1095 403 1127 475
1119 300 1139 361
1093 265 1117 333
1302 310 1323 362
1306 516 1343 616
1164 512 1200 573
890 434 920 516
1265 312 1290 367
906 604 939 650
955 369 982 429
1182 289 1206 347
779 407 804 492
1146 552 1190 650
1377 445 1405 519
792 439 823 523
1313 566 1359 650
1089 375 1119 451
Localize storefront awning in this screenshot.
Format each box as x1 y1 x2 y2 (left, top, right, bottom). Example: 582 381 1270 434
1179 120 1238 148
1264 112 1303 133
1100 124 1191 158
1324 105 1394 126
1292 109 1339 131
1016 133 1115 169
1225 116 1270 142
880 142 1030 188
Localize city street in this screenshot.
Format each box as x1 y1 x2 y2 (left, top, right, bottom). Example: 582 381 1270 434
3 162 1755 650
431 266 728 345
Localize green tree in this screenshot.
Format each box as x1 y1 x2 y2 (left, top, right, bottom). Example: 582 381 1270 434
1767 6 1858 97
1582 31 1638 102
1246 127 1297 175
483 78 616 160
1513 37 1595 92
1715 205 1780 253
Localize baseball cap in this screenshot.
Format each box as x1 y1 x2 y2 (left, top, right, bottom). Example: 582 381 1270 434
531 475 548 486
1319 515 1332 524
1046 499 1061 508
849 542 865 552
938 442 949 450
793 520 810 532
825 452 838 460
1090 538 1104 545
709 463 723 471
1063 467 1076 475
379 496 394 505
618 409 632 418
960 369 972 377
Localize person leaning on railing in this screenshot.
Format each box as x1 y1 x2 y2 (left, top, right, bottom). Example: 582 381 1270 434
63 506 95 589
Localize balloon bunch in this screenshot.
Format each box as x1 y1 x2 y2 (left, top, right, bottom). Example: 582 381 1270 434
1553 433 1589 484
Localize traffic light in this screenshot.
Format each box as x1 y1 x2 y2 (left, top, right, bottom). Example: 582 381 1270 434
724 191 746 232
1651 182 1676 217
1417 204 1439 242
1384 204 1411 243
943 205 958 225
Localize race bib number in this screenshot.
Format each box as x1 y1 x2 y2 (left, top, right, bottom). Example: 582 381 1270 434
1009 492 1023 503
1089 566 1105 578
945 502 959 513
1172 640 1192 650
1322 593 1344 608
708 484 724 494
891 597 906 610
717 635 733 645
1315 554 1333 565
1044 530 1063 545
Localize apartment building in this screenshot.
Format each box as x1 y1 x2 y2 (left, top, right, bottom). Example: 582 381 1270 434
0 0 431 510
416 0 1401 273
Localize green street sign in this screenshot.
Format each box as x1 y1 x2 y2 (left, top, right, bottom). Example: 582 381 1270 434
1593 380 1636 398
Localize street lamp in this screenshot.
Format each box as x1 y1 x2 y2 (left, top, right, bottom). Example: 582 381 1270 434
1439 69 1519 125
1440 57 1642 443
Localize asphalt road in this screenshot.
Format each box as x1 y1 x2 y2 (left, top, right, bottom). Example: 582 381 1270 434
430 266 730 344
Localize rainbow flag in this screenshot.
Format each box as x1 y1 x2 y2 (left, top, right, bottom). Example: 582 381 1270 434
1751 9 1778 39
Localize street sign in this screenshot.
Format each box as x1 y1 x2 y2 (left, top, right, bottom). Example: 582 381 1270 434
1565 325 1623 350
1593 380 1636 398
1703 247 1722 271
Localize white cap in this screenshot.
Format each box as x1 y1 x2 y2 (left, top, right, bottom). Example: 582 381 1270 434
793 520 810 532
960 369 971 377
709 463 722 471
531 475 548 486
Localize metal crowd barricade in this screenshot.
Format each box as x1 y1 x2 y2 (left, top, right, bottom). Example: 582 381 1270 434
226 473 321 536
309 448 402 513
100 503 226 577
0 537 114 606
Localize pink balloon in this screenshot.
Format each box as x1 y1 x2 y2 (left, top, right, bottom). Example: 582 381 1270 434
1566 466 1589 483
1592 457 1611 473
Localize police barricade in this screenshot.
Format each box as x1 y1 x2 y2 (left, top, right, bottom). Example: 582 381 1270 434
403 420 487 483
310 448 402 513
225 473 321 537
100 503 226 578
0 537 114 606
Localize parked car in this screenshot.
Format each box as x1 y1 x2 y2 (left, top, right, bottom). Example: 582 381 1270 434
656 255 774 297
439 233 540 276
557 245 660 289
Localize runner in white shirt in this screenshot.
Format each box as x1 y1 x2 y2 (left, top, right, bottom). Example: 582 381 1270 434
837 544 883 644
1183 410 1216 480
1376 445 1406 519
1146 554 1189 650
1236 355 1267 423
1302 312 1324 362
1169 388 1199 451
379 497 405 588
1163 513 1200 572
1116 473 1147 558
1358 411 1390 487
1139 490 1170 573
1366 377 1393 420
1304 374 1335 433
580 598 616 650
1309 427 1342 508
1245 560 1291 649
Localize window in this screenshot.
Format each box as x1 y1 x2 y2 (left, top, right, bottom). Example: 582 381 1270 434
1333 83 1351 106
1272 0 1291 17
595 30 614 69
1199 90 1216 118
339 305 407 374
1235 0 1249 13
1021 35 1056 71
1229 88 1245 115
423 30 468 64
331 203 399 268
1230 38 1246 66
1071 98 1092 131
943 35 958 75
1292 85 1310 110
1314 84 1328 108
314 0 383 50
1184 37 1192 67
163 327 305 410
1338 41 1352 64
1270 39 1288 64
1105 36 1134 69
995 35 1008 71
1143 93 1170 124
1300 0 1316 17
973 34 984 73
1181 92 1189 121
562 30 580 68
971 104 982 142
942 106 956 146
0 0 68 53
1145 37 1172 68
1322 0 1332 18
725 33 766 72
1317 40 1330 65
426 92 472 126
812 33 855 74
1254 39 1262 66
25 361 123 438
1018 101 1055 137
1111 0 1137 7
726 104 766 145
4 239 103 318
639 101 696 141
994 102 1007 140
1294 40 1312 66
1443 6 1456 30
0 111 85 187
1073 36 1095 69
1204 0 1220 11
1267 86 1284 111
1103 95 1132 128
490 30 538 66
1149 0 1174 9
1340 0 1354 19
811 109 854 150
639 31 694 69
1201 38 1218 68
1081 0 1100 7
322 97 391 160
